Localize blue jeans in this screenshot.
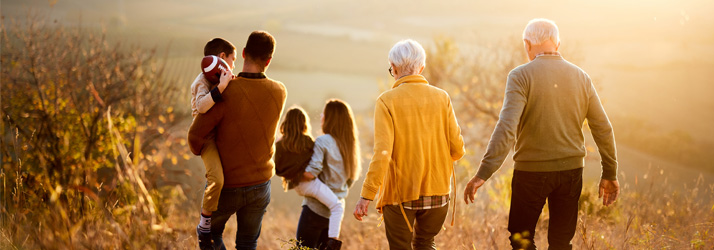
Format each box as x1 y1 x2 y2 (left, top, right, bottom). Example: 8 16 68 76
296 205 329 250
211 180 271 250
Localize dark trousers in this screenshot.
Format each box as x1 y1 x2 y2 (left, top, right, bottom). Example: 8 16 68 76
210 180 271 250
383 204 449 250
296 205 329 250
508 168 582 250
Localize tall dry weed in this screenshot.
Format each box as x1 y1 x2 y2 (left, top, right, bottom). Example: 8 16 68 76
0 12 193 249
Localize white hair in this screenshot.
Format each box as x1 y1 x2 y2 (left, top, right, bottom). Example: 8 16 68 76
388 39 426 75
522 18 560 45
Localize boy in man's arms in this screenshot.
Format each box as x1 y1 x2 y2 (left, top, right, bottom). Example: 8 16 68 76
190 38 236 249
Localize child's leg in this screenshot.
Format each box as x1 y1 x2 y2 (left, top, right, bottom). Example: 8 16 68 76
297 179 344 239
201 138 224 214
197 137 224 238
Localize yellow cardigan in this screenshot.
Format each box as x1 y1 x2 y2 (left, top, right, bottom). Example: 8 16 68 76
360 75 465 211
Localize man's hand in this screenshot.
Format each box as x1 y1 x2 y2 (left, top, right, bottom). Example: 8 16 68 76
353 198 370 221
598 179 620 206
217 69 234 93
464 176 486 204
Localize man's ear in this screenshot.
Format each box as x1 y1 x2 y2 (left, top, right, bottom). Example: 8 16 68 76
418 65 425 74
218 52 226 60
242 49 246 59
265 57 272 67
556 41 561 51
524 39 532 52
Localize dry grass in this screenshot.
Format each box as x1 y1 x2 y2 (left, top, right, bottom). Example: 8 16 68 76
0 12 193 249
242 168 712 250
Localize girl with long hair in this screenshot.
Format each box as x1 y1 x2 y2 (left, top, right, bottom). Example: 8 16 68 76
275 107 315 191
276 100 360 250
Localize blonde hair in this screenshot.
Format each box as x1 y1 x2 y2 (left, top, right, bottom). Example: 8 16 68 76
322 99 361 182
523 18 560 45
279 107 314 153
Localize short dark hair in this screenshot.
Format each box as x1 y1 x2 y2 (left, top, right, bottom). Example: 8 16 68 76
244 31 275 63
204 38 236 57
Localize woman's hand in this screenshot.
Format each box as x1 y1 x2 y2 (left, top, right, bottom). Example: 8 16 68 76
353 198 370 221
302 172 316 181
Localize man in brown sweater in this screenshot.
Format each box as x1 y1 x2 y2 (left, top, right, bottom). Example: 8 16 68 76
188 31 286 250
463 19 620 250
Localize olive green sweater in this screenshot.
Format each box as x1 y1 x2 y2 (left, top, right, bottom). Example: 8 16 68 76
475 54 618 181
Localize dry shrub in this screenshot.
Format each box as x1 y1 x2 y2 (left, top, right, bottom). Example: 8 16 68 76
0 12 193 249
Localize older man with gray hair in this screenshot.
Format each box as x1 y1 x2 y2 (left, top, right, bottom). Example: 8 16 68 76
354 39 465 250
463 19 620 249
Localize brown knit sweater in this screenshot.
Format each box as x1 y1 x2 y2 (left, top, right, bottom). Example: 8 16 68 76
274 138 314 191
188 73 287 188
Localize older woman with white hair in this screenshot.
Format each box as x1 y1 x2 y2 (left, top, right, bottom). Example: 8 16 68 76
463 18 619 250
354 39 465 250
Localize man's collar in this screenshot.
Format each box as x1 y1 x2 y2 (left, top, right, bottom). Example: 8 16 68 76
392 74 429 89
535 51 561 58
238 72 267 79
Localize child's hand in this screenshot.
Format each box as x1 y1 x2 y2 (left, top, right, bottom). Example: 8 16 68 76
217 69 234 93
303 172 316 181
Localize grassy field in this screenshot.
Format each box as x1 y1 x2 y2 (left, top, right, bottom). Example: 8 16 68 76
56 164 711 249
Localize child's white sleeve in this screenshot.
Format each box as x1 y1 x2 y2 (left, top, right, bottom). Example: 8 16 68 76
192 77 222 114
